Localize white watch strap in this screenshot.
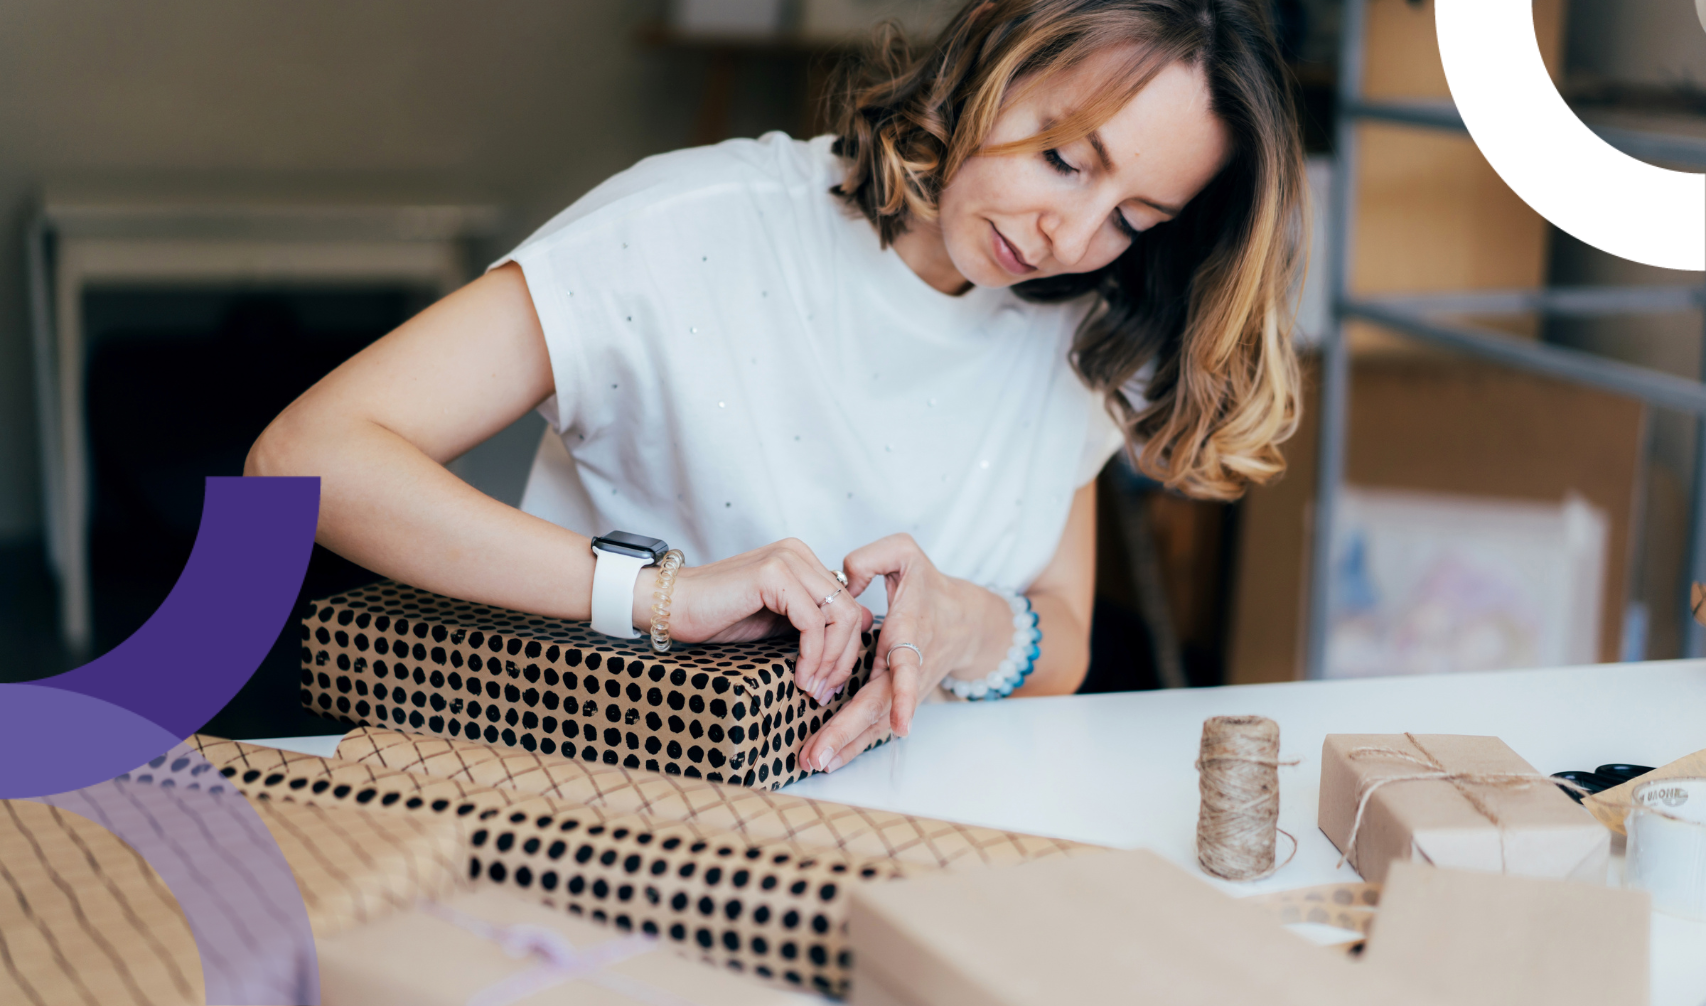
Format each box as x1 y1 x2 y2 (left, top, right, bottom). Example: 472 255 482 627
590 547 649 638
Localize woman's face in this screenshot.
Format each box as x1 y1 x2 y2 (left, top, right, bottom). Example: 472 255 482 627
934 49 1232 289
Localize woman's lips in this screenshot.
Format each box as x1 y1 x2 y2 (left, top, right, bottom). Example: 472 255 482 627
990 224 1037 275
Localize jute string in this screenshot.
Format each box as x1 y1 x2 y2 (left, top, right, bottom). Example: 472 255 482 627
1195 715 1299 881
1337 733 1588 872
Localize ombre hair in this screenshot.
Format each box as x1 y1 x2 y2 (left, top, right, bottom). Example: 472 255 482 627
829 0 1305 500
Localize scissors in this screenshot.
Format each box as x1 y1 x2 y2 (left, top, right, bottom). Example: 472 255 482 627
1550 764 1654 803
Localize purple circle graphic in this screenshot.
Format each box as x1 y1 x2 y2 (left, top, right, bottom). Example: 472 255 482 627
3 476 322 1003
0 476 318 798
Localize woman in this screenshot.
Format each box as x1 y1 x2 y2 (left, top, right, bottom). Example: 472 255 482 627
248 0 1304 776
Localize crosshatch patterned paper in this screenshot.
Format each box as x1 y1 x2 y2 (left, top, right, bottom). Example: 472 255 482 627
0 785 464 1006
189 736 904 996
299 581 878 790
0 798 205 1006
336 726 1094 870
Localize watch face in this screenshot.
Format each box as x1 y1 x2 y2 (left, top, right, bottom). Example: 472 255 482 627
592 531 667 562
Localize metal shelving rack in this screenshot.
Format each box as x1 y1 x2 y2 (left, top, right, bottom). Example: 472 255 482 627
1304 0 1706 677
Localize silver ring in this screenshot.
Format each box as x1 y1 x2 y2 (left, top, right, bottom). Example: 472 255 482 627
887 642 924 670
818 585 844 607
831 569 849 587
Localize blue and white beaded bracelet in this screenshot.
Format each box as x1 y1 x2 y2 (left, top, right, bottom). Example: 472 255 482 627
941 587 1041 701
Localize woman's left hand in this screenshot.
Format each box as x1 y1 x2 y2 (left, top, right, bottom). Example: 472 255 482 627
796 533 1013 774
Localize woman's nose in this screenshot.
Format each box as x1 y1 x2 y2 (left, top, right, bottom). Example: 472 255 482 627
1040 204 1102 270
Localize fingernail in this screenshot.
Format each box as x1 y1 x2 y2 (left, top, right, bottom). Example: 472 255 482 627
824 754 844 773
815 750 832 771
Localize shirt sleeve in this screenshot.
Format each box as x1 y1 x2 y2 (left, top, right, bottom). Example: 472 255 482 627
1075 398 1126 485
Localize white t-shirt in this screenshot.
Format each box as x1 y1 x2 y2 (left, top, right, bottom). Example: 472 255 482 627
498 133 1126 613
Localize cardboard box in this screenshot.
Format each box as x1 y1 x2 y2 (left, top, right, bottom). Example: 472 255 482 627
1318 734 1609 884
846 848 1445 1006
301 580 876 789
1362 861 1648 1006
336 726 1095 870
319 886 816 1005
191 735 903 997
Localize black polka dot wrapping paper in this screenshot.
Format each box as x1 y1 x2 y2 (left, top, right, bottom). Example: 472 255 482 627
300 581 876 791
191 734 911 998
336 726 1094 872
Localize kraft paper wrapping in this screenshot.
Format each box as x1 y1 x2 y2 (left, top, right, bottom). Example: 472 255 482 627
1361 861 1649 1006
259 798 469 938
300 581 878 790
1317 734 1609 885
1583 747 1706 835
319 886 816 1005
0 798 207 1006
192 735 908 997
336 726 1094 871
846 849 1448 1006
0 784 463 1006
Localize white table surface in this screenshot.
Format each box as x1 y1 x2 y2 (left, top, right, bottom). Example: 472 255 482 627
253 660 1706 1006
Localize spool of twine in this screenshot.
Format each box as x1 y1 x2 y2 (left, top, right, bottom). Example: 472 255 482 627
1195 714 1294 881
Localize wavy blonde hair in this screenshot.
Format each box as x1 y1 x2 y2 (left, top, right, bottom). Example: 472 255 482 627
829 0 1305 500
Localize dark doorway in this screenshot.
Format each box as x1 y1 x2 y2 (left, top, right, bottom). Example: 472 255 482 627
82 285 436 738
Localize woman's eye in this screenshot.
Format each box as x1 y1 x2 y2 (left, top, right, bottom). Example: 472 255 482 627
1042 148 1077 176
1113 211 1141 240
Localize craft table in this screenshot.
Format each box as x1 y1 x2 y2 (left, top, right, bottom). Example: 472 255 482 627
256 660 1706 1006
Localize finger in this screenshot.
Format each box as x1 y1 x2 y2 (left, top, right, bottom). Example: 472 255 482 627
806 588 859 703
779 550 854 699
885 636 924 738
757 555 829 694
823 719 890 774
862 578 924 736
800 671 890 773
840 533 917 604
810 610 863 702
810 592 868 702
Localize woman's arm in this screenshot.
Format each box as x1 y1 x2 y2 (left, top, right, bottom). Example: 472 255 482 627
248 264 867 683
1011 478 1098 695
797 480 1099 772
248 264 586 614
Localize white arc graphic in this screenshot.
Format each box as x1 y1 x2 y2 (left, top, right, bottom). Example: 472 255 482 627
1436 0 1706 271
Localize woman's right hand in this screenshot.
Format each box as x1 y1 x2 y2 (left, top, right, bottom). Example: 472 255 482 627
639 538 873 706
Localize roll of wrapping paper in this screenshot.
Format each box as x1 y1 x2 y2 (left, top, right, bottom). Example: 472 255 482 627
334 726 1094 871
189 736 907 998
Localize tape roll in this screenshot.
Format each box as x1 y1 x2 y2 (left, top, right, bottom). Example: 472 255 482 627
1625 776 1706 921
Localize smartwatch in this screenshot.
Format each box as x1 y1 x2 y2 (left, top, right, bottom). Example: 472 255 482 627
589 531 669 638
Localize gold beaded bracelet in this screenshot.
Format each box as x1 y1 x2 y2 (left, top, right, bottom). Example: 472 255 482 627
649 549 686 653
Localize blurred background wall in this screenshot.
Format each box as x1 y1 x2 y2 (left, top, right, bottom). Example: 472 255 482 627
3 0 1705 735
0 0 787 543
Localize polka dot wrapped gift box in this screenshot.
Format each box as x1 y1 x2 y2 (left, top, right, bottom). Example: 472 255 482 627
301 581 876 790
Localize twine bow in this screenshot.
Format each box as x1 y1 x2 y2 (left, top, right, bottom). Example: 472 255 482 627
424 902 706 1006
1338 733 1587 872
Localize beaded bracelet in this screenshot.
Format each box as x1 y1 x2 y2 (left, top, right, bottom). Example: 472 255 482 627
941 587 1040 700
648 549 686 654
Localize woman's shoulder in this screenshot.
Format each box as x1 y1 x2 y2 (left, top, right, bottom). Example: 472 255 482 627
507 133 841 257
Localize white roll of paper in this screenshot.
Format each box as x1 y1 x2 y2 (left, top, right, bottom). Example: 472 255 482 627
1626 776 1706 921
